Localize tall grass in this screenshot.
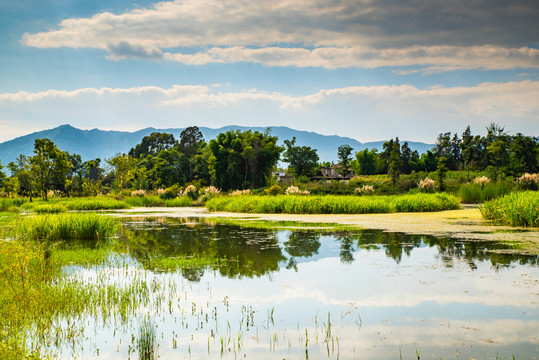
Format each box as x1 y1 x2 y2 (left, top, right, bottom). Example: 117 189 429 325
12 213 119 241
458 183 510 203
0 198 27 212
206 194 460 214
125 195 193 207
480 191 539 227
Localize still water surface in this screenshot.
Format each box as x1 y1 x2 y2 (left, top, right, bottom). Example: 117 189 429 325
56 217 538 359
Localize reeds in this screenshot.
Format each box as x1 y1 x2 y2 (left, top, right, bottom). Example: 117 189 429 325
480 191 539 227
458 183 510 203
206 193 460 214
12 213 119 241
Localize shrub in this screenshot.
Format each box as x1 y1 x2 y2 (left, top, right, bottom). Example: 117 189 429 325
516 173 538 191
131 189 146 197
354 185 375 195
264 185 283 196
182 185 198 200
229 189 251 196
285 186 310 195
418 178 436 193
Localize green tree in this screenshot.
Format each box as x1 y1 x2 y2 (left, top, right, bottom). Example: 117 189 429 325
178 126 205 157
129 132 177 158
353 149 378 175
282 137 319 179
209 130 282 190
387 138 401 186
436 157 448 192
0 160 6 191
337 144 353 174
30 138 71 200
107 154 135 193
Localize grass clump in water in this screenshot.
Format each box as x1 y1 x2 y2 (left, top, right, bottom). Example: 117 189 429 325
12 213 119 241
206 193 460 214
480 191 539 227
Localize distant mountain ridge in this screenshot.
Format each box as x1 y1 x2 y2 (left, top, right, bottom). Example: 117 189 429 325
0 124 433 165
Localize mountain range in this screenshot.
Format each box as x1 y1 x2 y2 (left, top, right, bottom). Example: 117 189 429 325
0 124 433 166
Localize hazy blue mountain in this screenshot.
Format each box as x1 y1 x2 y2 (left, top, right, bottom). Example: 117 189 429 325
0 124 433 166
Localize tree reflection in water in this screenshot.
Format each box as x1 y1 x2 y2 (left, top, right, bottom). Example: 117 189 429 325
117 217 538 282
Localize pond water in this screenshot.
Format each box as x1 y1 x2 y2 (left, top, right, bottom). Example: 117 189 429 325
51 217 538 359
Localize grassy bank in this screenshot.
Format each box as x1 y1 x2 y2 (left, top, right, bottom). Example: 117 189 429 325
206 193 461 214
480 191 539 227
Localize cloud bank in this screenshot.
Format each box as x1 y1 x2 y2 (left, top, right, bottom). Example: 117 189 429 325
1 81 537 142
21 0 539 70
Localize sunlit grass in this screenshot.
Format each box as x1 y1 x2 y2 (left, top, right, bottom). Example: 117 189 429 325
480 191 539 227
11 213 119 241
206 193 461 214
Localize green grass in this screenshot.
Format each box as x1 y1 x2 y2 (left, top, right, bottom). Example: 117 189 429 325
125 195 194 207
0 198 27 212
458 183 510 203
11 213 120 241
480 191 539 227
206 193 461 214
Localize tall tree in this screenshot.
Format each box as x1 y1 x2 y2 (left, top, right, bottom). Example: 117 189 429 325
209 130 282 190
337 144 353 174
30 138 71 200
129 132 177 158
178 126 205 157
282 137 319 179
107 154 134 193
353 149 378 175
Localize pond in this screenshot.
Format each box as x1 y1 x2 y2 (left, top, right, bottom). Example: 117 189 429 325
47 217 538 359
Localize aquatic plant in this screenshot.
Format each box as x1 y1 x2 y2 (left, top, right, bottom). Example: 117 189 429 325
480 191 539 227
138 318 157 360
229 189 251 196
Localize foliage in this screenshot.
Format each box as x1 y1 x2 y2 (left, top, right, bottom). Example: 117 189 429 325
282 137 319 178
264 185 283 196
480 191 539 227
129 132 177 158
337 144 353 174
209 129 282 190
516 173 538 191
31 138 72 200
206 193 460 214
284 186 310 195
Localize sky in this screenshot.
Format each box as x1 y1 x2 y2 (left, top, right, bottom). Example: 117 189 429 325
0 0 538 143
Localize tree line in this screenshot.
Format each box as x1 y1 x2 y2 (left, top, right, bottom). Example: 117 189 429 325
0 124 537 199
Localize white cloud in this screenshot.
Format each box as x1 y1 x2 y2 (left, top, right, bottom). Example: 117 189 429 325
0 81 538 143
21 0 539 70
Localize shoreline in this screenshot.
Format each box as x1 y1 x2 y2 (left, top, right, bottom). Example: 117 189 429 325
109 206 539 255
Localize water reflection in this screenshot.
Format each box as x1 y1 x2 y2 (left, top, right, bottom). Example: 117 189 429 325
118 217 537 282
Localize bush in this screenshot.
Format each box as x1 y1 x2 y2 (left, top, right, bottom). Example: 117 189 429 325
264 185 283 196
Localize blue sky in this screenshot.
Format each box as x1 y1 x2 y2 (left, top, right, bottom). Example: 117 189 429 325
0 0 538 143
